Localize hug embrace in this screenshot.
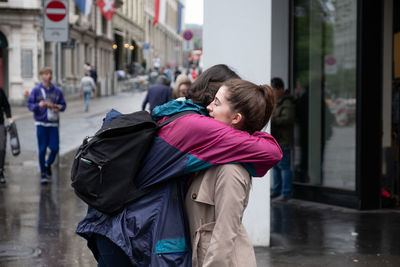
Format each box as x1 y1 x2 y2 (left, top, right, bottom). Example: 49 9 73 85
76 64 282 267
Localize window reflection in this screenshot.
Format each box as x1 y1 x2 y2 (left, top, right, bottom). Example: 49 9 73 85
292 0 357 190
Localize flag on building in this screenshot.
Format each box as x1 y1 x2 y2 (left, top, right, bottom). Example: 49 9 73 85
177 2 184 33
73 0 92 16
153 0 166 25
96 0 115 21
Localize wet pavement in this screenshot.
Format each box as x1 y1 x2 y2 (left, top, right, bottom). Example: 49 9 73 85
258 200 400 266
1 89 400 266
0 90 146 267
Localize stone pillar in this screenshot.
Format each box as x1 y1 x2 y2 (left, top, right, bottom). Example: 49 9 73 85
203 0 288 246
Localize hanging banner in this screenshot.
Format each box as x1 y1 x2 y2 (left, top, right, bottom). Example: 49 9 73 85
73 0 93 16
96 0 115 21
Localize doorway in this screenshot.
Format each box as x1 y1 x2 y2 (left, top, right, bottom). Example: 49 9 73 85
391 0 400 205
382 0 400 208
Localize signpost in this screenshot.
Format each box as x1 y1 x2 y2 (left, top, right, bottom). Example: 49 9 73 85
44 0 69 42
324 56 337 75
183 30 194 41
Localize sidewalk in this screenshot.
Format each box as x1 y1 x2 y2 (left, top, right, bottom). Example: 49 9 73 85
260 199 400 266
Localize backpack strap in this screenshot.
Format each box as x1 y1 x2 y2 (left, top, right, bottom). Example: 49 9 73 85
157 110 200 128
123 110 199 208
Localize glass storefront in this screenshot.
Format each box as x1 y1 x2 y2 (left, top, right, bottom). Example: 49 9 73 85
292 0 357 190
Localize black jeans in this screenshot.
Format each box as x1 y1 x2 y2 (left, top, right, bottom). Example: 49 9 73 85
0 124 6 170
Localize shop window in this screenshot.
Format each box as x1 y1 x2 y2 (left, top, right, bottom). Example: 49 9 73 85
292 0 357 190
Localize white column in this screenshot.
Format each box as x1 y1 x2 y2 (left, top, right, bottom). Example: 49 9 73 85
203 0 273 246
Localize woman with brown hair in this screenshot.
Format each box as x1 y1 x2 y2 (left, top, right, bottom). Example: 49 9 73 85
173 74 192 99
186 79 276 267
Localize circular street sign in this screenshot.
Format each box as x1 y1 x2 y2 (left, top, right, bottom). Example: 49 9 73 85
183 30 194 41
325 57 336 66
46 1 67 22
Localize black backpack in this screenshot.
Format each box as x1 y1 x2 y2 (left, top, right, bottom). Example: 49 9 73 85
71 110 196 215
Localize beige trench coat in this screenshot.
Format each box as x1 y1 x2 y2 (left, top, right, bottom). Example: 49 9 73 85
185 164 257 267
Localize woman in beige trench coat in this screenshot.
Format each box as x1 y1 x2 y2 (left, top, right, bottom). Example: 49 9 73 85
185 79 277 267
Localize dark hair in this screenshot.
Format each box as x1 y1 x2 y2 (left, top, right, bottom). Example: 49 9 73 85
223 79 275 134
156 75 170 86
187 64 240 107
271 77 284 90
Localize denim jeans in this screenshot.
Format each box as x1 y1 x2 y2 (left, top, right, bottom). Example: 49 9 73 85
36 126 59 174
84 91 91 111
272 147 293 197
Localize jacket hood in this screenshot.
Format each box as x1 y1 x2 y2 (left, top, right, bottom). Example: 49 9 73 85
152 99 208 121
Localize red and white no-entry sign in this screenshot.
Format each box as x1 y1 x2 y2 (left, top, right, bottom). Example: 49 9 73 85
43 0 69 42
46 1 67 22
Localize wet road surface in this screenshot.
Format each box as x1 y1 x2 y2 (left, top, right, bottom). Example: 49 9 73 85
0 152 96 266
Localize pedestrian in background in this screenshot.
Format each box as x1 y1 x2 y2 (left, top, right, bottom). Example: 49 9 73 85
190 65 198 82
270 77 295 201
186 79 277 267
172 74 191 99
27 67 67 184
0 87 13 184
85 62 97 84
141 75 172 113
80 71 96 112
90 64 98 84
173 66 182 82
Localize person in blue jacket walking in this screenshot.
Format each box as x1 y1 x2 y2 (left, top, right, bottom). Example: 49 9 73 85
27 67 66 184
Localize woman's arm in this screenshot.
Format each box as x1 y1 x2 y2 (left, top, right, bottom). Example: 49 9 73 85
158 114 282 177
202 164 251 267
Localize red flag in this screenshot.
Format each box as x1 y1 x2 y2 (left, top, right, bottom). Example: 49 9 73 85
153 0 160 25
96 0 115 21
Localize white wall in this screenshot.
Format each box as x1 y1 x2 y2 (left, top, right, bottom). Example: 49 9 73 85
203 0 271 84
203 0 273 246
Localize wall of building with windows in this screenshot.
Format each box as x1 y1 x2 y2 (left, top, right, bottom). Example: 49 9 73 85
144 0 183 70
0 0 42 104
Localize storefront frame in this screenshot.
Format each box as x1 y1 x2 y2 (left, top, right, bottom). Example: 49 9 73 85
289 0 384 209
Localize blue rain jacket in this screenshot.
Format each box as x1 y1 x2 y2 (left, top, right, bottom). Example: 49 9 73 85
76 100 282 266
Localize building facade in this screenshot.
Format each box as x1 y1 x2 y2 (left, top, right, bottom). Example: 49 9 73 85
62 0 114 97
0 0 114 104
0 0 43 104
0 0 185 104
144 0 184 69
112 0 145 72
